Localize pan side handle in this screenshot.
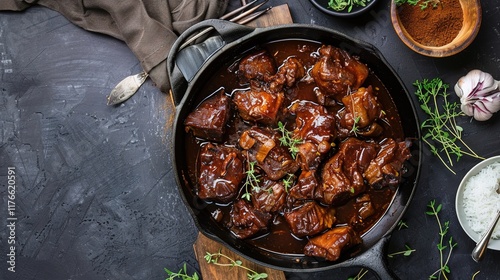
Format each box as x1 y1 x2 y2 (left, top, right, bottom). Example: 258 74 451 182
167 19 255 106
344 235 399 280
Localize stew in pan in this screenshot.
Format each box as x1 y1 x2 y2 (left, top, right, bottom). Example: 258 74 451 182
182 39 412 262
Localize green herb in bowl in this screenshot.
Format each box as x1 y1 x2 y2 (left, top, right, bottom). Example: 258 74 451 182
309 0 377 17
328 0 371 12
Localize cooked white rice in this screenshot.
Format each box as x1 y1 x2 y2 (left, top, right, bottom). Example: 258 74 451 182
462 162 500 239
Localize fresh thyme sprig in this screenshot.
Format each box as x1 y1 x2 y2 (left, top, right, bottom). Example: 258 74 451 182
281 173 295 192
350 116 361 136
348 268 369 280
276 121 302 159
426 200 457 280
387 244 416 258
397 219 409 230
413 78 483 174
163 250 269 280
328 0 370 13
242 161 261 201
205 250 268 280
348 244 414 280
164 263 199 280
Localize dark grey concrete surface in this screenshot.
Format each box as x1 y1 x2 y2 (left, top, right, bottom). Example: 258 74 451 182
1 0 499 279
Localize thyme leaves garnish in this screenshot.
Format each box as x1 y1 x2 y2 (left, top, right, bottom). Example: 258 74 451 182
397 219 409 230
387 244 416 258
276 121 302 159
348 268 369 280
164 263 199 280
426 200 457 280
163 250 269 280
414 78 483 174
242 161 261 201
350 116 361 136
205 250 268 280
282 173 295 193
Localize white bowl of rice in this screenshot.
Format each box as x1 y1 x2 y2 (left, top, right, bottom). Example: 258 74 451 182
456 155 500 250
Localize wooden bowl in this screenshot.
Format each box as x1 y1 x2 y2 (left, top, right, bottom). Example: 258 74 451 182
390 0 482 57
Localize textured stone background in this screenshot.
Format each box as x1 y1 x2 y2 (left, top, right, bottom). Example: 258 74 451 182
1 0 500 279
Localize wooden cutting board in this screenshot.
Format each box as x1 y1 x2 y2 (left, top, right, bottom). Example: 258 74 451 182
192 4 292 280
194 232 286 280
244 3 293 28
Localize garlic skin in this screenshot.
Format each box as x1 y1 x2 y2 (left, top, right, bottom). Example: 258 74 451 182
454 69 500 121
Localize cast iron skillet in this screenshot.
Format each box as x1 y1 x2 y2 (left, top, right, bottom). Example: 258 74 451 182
168 19 421 279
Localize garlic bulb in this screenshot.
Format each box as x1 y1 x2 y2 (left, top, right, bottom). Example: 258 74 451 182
454 69 500 121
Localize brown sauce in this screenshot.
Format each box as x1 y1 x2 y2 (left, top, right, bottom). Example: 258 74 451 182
184 39 405 255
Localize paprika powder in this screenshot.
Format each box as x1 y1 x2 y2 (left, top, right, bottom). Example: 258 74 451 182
397 0 463 47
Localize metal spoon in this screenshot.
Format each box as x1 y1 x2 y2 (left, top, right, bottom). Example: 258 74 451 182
471 210 500 262
107 71 149 106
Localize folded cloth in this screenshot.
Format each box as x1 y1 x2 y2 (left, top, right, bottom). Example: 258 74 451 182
0 0 229 92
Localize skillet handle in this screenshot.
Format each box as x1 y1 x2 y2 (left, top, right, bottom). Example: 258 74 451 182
347 235 399 280
167 19 255 106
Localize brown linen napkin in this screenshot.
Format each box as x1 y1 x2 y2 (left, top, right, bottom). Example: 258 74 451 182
0 0 229 92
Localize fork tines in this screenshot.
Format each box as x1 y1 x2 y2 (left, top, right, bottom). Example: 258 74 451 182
179 0 271 50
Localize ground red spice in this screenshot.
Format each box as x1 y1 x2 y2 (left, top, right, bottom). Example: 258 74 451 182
398 0 463 47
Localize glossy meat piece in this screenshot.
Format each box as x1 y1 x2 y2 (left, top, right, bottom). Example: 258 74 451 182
316 138 378 205
184 90 231 142
238 50 276 82
304 226 362 261
269 57 305 92
198 143 245 203
355 194 375 220
289 100 336 170
340 86 382 132
287 170 318 206
347 194 376 230
284 201 336 238
296 142 321 171
229 199 273 239
239 126 299 180
233 88 284 125
251 176 287 213
364 138 411 187
311 45 369 103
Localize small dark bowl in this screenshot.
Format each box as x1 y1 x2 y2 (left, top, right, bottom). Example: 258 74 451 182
309 0 378 18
